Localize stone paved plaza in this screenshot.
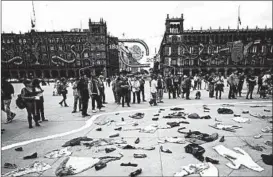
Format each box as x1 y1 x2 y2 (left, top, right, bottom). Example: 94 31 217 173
1 82 272 176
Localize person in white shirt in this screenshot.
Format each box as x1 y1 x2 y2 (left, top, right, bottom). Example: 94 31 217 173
132 76 141 104
149 75 158 106
214 72 225 99
260 71 271 98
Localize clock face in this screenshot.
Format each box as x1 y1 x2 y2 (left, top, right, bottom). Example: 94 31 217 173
130 45 143 61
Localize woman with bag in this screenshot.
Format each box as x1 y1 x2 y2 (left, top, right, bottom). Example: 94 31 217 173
21 79 40 128
59 78 69 107
215 72 224 99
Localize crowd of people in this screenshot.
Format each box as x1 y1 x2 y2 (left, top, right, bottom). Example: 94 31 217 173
1 69 272 129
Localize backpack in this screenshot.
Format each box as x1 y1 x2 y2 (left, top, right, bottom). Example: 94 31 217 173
16 94 26 109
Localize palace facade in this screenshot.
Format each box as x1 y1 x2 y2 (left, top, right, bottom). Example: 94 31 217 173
156 14 273 76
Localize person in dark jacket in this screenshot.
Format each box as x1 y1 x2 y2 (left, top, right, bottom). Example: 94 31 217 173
257 73 263 94
166 75 174 99
184 76 192 100
89 75 103 113
1 78 16 123
32 78 48 122
157 75 164 103
173 75 181 98
139 76 146 102
120 76 130 107
208 73 216 98
78 74 90 117
59 78 69 107
237 73 245 97
246 72 256 99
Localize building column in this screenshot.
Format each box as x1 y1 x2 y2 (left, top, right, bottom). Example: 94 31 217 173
189 68 192 77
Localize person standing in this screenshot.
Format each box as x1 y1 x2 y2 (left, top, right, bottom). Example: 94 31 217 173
131 76 140 104
89 75 103 113
204 74 209 91
257 72 263 94
173 75 180 98
21 79 40 128
98 75 107 105
208 73 216 98
120 76 130 107
127 75 132 104
260 71 271 98
59 78 69 107
246 71 256 99
197 74 202 90
78 74 90 117
166 75 174 99
111 76 117 103
184 75 192 100
1 78 16 123
237 73 245 97
106 77 111 87
234 72 239 97
227 71 236 99
72 78 82 113
32 78 48 122
149 75 158 106
215 72 224 99
139 76 146 102
193 74 198 90
116 76 122 104
157 75 164 103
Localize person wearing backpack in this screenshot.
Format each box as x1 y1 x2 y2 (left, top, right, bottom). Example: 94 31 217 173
1 77 16 123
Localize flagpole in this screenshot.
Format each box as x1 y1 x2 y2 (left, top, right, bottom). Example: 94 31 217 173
237 5 240 31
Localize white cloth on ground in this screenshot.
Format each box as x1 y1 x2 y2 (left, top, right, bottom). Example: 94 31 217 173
158 137 186 144
213 145 264 172
232 117 250 123
174 162 218 177
3 162 51 177
44 147 72 159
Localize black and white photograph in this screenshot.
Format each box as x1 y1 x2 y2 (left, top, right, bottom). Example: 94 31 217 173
1 1 272 176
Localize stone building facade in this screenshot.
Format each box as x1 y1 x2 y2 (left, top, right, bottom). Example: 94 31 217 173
157 14 273 77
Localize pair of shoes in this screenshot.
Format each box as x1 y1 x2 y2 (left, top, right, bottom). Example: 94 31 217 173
64 105 69 107
72 110 77 113
5 119 12 124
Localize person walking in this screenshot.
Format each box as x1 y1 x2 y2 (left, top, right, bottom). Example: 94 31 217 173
215 72 224 99
120 76 130 107
98 75 107 105
132 76 141 104
32 78 48 122
1 77 16 123
78 74 90 117
21 79 40 128
72 78 82 113
149 75 158 106
59 78 69 107
89 75 103 113
246 71 256 99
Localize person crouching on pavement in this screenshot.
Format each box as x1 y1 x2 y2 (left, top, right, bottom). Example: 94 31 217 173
21 79 40 128
32 78 48 122
157 75 164 103
132 76 141 104
72 78 82 113
89 75 104 113
149 75 158 106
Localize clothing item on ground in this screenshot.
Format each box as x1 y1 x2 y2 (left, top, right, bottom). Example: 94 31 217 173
152 117 158 121
129 168 142 177
109 133 119 138
129 113 144 119
261 126 272 133
116 121 138 126
250 113 272 119
264 140 272 147
118 144 155 151
105 148 116 153
44 147 72 159
242 139 266 152
185 144 205 162
62 137 93 147
83 138 127 148
217 108 234 114
163 112 187 119
219 136 225 142
114 127 122 131
183 130 219 145
55 156 100 176
205 157 219 164
4 163 17 169
96 153 124 164
188 113 200 119
174 162 218 177
94 162 107 171
242 110 249 114
232 117 250 123
3 161 51 177
134 138 140 144
167 121 189 128
23 152 38 160
158 137 186 144
222 104 234 107
254 134 263 139
96 128 102 131
95 119 115 126
170 107 184 111
120 162 138 167
160 145 172 153
261 154 273 166
213 145 264 172
133 154 147 158
209 123 242 132
122 124 169 134
15 147 23 151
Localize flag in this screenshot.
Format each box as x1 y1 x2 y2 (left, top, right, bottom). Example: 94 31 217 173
238 16 241 25
31 19 35 28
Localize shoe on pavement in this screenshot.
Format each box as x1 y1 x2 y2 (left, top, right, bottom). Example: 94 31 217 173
5 119 12 124
134 137 140 144
205 157 219 164
72 110 77 113
92 110 97 113
15 147 23 151
23 152 37 159
129 168 142 177
95 162 107 171
219 136 225 142
4 163 17 169
160 145 172 153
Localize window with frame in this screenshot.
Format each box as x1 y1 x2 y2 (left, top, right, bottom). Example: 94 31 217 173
171 59 177 65
41 45 46 52
177 58 182 66
58 46 63 51
171 45 178 55
84 52 88 58
50 45 54 51
76 60 81 66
